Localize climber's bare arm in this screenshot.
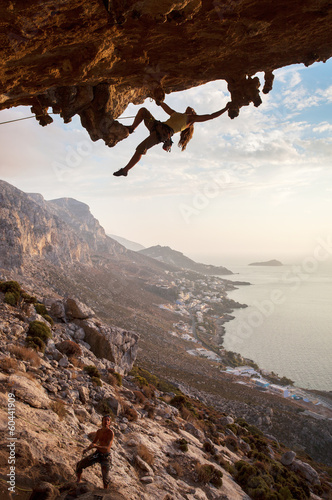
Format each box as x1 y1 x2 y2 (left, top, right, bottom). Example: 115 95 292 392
157 101 176 116
188 103 230 124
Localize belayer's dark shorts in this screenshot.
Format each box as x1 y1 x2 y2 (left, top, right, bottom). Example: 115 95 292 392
76 451 112 486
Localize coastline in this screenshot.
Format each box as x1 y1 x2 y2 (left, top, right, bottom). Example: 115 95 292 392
219 266 332 399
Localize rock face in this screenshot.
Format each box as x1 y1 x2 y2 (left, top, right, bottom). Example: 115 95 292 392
0 180 91 270
0 1 331 147
48 297 139 374
0 180 129 270
77 318 139 375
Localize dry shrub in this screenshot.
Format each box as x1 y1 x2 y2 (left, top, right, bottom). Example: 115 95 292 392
123 404 138 422
107 372 122 387
133 390 146 404
8 345 41 367
0 357 18 372
167 460 184 477
180 405 194 422
56 340 82 359
51 400 68 420
107 373 117 386
19 372 37 382
144 403 155 419
137 443 154 466
142 385 155 399
70 357 84 369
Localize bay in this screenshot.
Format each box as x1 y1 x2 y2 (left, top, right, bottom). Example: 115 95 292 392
222 264 332 391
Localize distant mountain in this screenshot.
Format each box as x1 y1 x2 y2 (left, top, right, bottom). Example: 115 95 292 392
138 245 232 275
249 259 283 266
0 180 174 276
109 234 145 252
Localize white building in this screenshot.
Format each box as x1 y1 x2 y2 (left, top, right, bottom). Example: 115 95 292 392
270 385 290 398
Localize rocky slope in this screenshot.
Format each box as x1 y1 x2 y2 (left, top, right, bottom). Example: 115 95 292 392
0 1 331 147
1 179 332 475
0 289 331 500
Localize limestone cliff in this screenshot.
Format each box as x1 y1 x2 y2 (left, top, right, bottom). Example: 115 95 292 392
0 180 92 270
0 0 331 147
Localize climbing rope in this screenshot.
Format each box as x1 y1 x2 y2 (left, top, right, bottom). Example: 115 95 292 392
0 114 135 126
0 477 33 492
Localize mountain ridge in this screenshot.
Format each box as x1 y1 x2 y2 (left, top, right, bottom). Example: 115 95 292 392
139 245 233 276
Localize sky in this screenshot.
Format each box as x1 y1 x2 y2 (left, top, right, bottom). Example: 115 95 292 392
0 60 331 268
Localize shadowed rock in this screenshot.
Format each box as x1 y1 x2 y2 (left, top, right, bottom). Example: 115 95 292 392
0 0 331 146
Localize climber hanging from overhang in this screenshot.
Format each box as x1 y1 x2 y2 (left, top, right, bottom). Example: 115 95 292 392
113 98 230 177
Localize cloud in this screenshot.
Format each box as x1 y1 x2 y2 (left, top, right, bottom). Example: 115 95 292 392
313 122 332 133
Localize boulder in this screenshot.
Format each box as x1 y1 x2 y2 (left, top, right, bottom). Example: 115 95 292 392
104 396 122 416
184 422 205 441
78 386 90 404
281 450 296 466
10 324 25 336
65 298 95 320
140 476 154 484
135 455 154 476
220 416 234 426
73 327 85 340
58 355 69 368
292 459 320 485
50 300 66 319
28 481 60 500
8 374 50 408
76 318 139 375
75 407 91 421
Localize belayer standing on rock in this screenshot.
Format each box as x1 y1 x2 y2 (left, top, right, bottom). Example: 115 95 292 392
113 100 230 177
76 415 114 489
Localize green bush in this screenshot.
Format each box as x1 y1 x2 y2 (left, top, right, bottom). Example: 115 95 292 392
203 441 215 454
35 303 48 316
27 320 52 343
170 395 196 415
0 280 21 294
235 459 311 500
4 292 19 306
135 375 149 388
225 435 239 451
26 336 46 353
21 292 37 304
176 438 188 452
95 400 115 419
91 376 102 387
84 365 101 378
43 314 54 326
196 463 223 487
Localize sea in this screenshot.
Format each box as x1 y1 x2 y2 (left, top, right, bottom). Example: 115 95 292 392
221 263 332 392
